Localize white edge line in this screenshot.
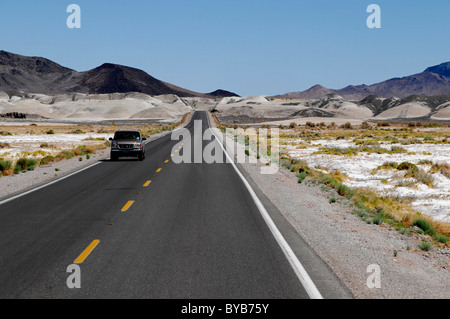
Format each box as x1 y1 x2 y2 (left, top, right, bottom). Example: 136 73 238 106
0 161 101 206
209 114 323 299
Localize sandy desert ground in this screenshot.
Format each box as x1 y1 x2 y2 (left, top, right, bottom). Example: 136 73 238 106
1 92 449 124
281 128 450 223
213 94 450 124
0 92 196 121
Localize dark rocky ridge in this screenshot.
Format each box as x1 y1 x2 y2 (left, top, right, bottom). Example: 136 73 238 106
275 62 450 100
0 51 239 98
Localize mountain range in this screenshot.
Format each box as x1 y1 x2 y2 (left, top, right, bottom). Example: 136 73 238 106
0 50 238 98
275 62 450 100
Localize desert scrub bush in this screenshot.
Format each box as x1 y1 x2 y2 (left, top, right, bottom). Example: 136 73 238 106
317 173 340 189
419 240 432 251
83 137 106 141
433 233 450 244
0 159 13 171
404 168 435 187
354 139 379 146
56 150 74 160
289 159 310 174
0 159 14 176
46 129 55 135
314 147 358 156
340 122 352 129
413 218 437 236
315 173 353 199
396 179 416 188
375 162 399 171
14 158 37 173
40 155 56 166
389 146 407 154
296 171 308 183
397 162 418 171
328 170 348 183
40 143 56 149
418 159 433 165
377 121 390 127
337 183 354 199
372 214 384 225
32 150 47 157
281 159 311 182
430 162 450 178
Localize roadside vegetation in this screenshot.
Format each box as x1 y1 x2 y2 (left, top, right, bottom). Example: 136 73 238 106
280 154 450 249
0 142 108 177
214 116 450 251
0 115 191 178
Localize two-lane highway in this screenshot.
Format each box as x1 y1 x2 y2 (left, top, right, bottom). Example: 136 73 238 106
0 111 349 299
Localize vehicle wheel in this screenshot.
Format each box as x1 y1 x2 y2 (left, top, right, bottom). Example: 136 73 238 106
111 154 118 161
139 153 145 161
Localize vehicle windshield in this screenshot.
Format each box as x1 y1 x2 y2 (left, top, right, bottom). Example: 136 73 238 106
114 131 140 140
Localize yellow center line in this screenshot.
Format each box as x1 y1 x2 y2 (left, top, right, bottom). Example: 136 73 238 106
121 200 135 212
143 180 151 187
164 160 169 163
74 240 100 264
156 168 162 173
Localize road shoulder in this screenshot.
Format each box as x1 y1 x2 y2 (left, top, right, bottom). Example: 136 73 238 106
209 112 450 299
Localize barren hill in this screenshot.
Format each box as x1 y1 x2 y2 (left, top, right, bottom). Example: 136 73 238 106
275 62 450 100
0 51 238 98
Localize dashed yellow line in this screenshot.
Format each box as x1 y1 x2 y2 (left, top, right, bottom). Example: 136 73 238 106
121 200 135 212
156 168 162 173
164 160 169 163
74 240 100 264
143 180 151 187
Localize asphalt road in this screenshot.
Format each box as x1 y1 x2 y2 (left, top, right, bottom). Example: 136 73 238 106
0 111 351 299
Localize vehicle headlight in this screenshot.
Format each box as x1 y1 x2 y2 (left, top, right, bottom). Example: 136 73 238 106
111 141 118 148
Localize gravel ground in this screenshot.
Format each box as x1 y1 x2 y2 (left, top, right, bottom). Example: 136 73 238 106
238 159 449 298
209 113 449 299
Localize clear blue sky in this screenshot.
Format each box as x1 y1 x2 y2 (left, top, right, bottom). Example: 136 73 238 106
1 0 449 96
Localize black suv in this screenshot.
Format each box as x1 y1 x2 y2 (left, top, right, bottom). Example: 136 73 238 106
109 130 147 161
